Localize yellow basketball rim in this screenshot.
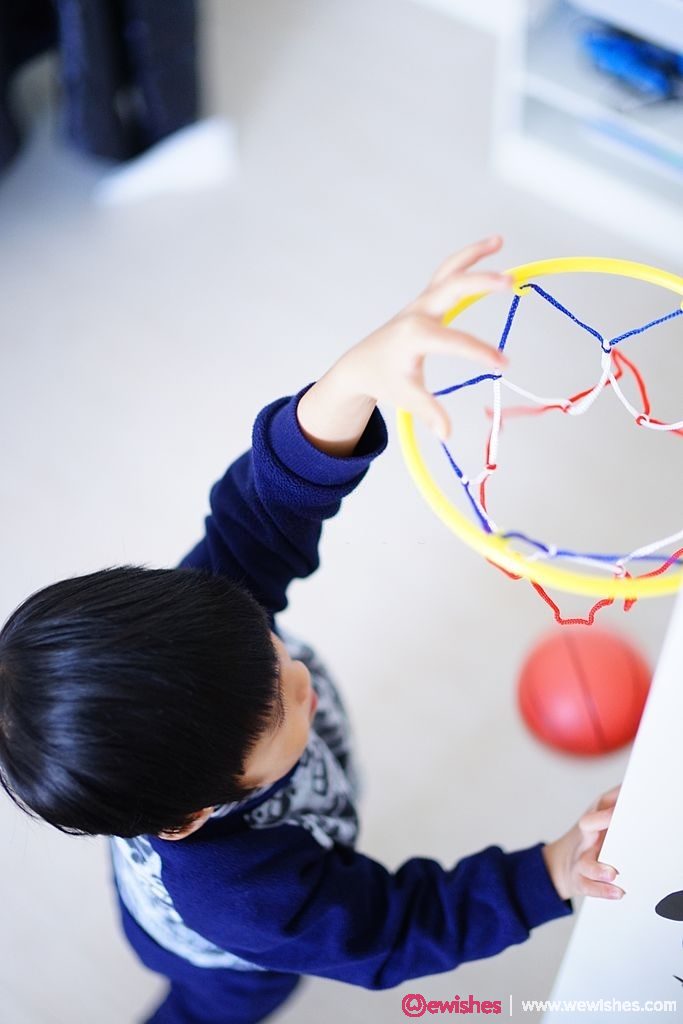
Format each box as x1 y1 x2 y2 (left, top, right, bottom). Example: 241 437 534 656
397 257 683 600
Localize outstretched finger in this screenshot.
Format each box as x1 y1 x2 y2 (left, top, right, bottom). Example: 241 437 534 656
399 383 452 442
577 847 619 884
421 272 514 319
579 876 625 901
579 806 614 836
429 236 504 285
595 785 621 811
420 321 507 369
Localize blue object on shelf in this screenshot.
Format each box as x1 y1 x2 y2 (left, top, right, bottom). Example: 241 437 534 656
581 27 682 100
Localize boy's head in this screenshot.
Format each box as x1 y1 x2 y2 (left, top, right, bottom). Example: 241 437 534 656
0 566 315 840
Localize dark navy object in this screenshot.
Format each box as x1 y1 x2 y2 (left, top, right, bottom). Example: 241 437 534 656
0 0 198 175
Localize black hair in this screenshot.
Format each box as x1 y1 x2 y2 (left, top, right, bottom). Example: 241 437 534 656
0 566 281 838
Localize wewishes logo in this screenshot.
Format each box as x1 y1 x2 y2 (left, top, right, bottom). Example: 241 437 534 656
401 993 503 1016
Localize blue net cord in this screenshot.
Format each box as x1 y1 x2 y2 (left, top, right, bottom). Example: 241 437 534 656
434 283 683 624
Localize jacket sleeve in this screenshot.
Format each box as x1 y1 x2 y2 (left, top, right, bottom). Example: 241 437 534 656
177 385 388 614
158 824 573 990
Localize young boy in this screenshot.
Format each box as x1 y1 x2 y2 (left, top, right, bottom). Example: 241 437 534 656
0 238 622 1024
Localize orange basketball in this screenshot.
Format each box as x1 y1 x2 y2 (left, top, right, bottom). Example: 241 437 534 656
517 628 651 756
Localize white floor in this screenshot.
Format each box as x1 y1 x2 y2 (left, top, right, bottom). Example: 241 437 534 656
0 2 679 1022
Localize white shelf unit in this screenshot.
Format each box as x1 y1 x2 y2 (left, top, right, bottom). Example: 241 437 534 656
412 0 683 257
409 0 525 34
492 0 683 258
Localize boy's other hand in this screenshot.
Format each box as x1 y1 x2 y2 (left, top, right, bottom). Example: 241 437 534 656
542 785 624 903
297 237 512 456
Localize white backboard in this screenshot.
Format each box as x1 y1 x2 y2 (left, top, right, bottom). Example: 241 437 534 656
544 590 683 1021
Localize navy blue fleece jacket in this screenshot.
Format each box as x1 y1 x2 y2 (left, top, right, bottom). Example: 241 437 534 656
118 384 572 990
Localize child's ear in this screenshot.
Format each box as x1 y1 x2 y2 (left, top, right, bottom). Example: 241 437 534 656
157 806 215 841
655 892 683 921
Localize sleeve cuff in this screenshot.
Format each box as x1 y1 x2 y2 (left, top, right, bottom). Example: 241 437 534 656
264 383 388 487
506 843 573 930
